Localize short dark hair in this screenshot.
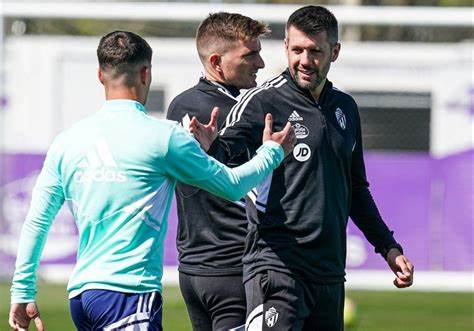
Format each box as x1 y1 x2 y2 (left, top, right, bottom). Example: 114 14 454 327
97 30 152 78
196 12 269 62
286 6 338 46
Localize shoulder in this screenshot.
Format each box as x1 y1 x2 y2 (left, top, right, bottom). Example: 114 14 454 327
331 85 358 110
237 74 289 106
137 116 185 157
142 114 179 131
167 84 221 121
171 86 200 105
168 86 199 112
51 115 94 149
126 110 182 138
258 74 289 97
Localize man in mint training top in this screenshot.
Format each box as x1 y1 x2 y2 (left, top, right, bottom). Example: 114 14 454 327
9 31 295 331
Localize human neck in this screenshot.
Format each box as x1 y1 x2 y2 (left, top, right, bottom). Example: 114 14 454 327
105 86 144 105
204 70 240 97
204 70 226 86
309 78 326 103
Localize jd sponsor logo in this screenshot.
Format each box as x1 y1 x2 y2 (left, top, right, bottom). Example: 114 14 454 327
265 307 279 328
293 123 309 139
74 140 126 183
293 143 311 162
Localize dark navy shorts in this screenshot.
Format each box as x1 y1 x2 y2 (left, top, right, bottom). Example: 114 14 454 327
70 289 162 331
245 270 344 331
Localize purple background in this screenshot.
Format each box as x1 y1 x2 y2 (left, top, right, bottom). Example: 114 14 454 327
1 150 472 272
347 150 472 271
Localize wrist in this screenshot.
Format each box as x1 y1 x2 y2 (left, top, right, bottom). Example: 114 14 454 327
261 141 284 160
207 136 220 155
379 242 404 261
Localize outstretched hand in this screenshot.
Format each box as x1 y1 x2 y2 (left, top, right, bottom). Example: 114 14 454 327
262 113 296 157
387 248 414 288
189 106 220 152
9 302 44 331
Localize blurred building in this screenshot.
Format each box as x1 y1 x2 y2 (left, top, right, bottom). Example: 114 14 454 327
0 2 472 290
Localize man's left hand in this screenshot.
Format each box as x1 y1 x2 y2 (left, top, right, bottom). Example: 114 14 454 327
9 302 45 331
386 248 414 288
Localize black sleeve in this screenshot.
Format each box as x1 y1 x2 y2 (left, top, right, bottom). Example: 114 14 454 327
166 98 179 121
349 106 402 259
209 93 265 166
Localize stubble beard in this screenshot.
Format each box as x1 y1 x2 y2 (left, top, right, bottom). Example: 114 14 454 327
294 69 322 92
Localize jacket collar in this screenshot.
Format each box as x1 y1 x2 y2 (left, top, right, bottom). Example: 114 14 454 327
196 77 240 98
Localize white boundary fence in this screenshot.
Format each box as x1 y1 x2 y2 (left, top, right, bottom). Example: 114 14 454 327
39 266 473 292
0 2 472 26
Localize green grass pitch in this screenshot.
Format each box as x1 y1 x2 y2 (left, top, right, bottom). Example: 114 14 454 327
1 283 472 330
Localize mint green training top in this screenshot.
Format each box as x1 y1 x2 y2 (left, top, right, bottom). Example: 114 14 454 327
11 99 283 303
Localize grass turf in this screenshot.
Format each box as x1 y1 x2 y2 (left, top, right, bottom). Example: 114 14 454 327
1 283 472 330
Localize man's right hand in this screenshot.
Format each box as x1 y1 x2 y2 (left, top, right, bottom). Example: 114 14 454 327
9 302 44 331
189 106 220 152
262 113 296 157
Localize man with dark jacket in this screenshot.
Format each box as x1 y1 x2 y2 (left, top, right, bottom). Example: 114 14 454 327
192 6 414 330
166 12 270 330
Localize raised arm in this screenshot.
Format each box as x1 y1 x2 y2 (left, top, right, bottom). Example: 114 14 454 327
191 90 267 166
165 114 294 201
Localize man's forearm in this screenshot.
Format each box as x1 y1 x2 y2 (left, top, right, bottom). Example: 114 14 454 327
182 140 283 202
165 125 283 202
11 215 53 303
350 186 400 257
214 140 283 201
11 175 64 303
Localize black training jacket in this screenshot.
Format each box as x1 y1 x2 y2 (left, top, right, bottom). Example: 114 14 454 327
166 77 248 276
212 69 400 283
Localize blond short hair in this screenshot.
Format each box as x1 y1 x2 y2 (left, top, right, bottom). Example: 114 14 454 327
196 12 270 63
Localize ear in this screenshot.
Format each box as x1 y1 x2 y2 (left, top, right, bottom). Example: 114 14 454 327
331 43 341 62
209 53 222 72
140 65 150 85
284 37 290 57
98 67 104 85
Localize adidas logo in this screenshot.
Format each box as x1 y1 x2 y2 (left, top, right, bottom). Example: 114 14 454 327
74 140 126 183
288 110 303 122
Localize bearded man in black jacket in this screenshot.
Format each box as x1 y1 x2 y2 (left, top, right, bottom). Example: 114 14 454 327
190 6 414 331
